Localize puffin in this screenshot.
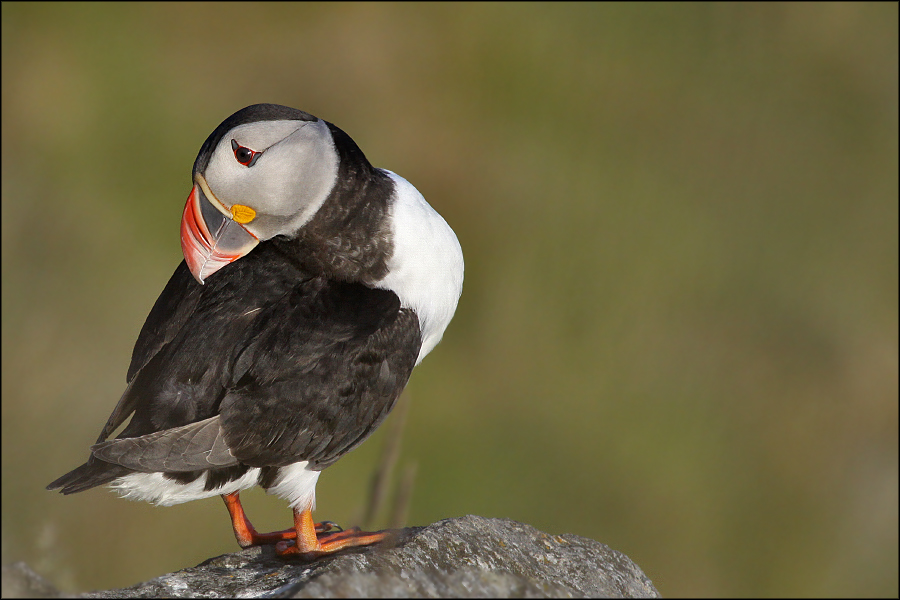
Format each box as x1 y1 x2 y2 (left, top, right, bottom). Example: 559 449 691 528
47 103 464 558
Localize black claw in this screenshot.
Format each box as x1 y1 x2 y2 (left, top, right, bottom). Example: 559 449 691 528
318 520 343 533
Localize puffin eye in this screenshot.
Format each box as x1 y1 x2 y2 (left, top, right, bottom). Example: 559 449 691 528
231 139 261 167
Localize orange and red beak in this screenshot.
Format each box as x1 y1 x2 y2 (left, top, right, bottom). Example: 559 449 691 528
180 179 259 284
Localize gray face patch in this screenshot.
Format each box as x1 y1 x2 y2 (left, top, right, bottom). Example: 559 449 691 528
202 119 340 241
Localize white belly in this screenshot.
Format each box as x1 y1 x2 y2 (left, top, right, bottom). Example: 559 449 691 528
109 461 320 510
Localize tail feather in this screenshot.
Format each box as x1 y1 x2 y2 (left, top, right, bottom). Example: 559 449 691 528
47 458 131 494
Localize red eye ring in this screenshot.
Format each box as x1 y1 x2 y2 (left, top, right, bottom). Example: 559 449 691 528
231 139 261 167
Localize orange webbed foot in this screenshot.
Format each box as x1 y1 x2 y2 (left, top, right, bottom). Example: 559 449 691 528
221 493 341 548
274 509 389 559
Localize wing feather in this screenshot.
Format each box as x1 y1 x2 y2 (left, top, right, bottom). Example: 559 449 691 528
91 416 236 472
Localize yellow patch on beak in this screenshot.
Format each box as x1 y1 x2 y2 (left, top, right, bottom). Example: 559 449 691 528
231 204 256 224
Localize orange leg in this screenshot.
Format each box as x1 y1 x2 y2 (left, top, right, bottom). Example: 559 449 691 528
274 507 389 559
221 492 338 548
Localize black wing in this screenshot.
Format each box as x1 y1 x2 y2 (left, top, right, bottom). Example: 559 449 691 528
49 244 421 493
218 278 420 469
89 261 200 446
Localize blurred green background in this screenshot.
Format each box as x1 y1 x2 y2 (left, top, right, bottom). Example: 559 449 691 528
2 2 897 596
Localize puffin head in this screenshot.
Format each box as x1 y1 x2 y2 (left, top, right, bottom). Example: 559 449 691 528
181 104 339 283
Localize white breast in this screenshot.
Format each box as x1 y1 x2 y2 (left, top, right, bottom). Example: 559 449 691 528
376 171 464 364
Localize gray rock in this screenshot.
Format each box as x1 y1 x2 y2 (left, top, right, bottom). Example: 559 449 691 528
2 562 62 599
6 516 660 598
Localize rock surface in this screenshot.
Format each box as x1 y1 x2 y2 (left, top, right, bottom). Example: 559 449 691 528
3 515 660 598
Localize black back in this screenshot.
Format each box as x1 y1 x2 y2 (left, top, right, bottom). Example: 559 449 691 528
48 244 420 493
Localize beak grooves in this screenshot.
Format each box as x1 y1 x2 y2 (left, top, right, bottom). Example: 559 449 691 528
180 182 259 284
